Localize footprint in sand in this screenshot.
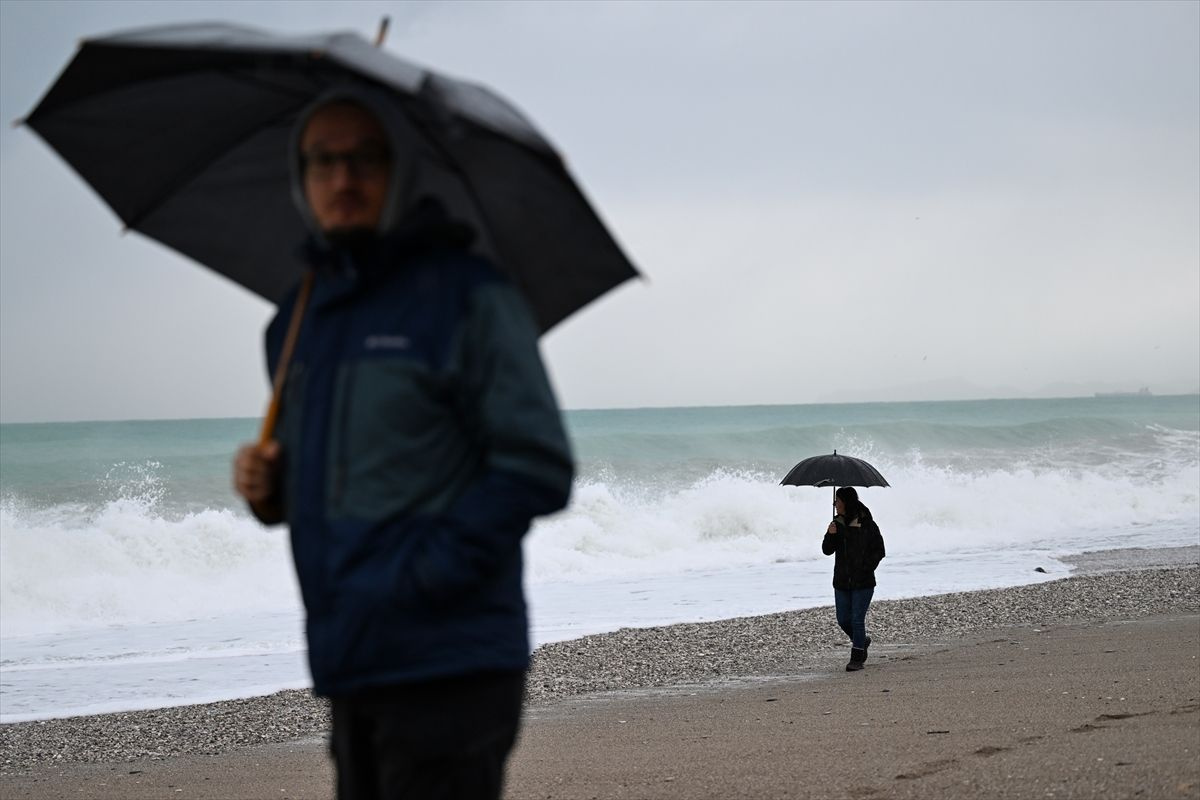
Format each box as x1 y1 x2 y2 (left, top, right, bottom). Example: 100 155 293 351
974 745 1009 757
895 758 957 780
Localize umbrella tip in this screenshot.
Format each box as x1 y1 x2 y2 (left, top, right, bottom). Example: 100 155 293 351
10 116 25 129
374 16 390 47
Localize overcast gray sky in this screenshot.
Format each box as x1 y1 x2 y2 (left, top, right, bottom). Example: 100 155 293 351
1 0 1197 423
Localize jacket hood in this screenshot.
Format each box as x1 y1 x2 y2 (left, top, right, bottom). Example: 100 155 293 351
289 85 454 245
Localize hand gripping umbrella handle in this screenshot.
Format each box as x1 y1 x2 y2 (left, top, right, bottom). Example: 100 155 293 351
258 270 315 445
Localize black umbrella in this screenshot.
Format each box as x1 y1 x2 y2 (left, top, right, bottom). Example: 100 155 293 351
20 21 638 334
780 450 890 515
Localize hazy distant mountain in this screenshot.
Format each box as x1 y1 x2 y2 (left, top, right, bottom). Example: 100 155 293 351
817 378 1197 404
816 378 1021 404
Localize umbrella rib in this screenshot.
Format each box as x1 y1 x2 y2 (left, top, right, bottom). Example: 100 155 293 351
414 128 606 332
123 113 288 230
402 107 532 306
400 81 604 330
119 68 323 230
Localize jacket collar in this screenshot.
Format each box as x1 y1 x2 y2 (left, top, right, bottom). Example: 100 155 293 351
299 199 476 300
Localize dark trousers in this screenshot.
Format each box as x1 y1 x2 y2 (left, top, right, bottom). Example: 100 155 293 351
834 587 874 650
329 670 526 800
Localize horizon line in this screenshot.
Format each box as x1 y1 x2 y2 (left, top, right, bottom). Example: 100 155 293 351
3 391 1198 426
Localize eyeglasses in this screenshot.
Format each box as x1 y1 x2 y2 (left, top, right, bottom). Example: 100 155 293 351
302 146 391 181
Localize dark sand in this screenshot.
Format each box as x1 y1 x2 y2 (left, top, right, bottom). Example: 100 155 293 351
507 614 1200 800
3 612 1197 799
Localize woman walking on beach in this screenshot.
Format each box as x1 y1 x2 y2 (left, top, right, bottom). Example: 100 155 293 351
823 486 886 671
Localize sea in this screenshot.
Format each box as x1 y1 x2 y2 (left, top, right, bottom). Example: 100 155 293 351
2 395 1197 723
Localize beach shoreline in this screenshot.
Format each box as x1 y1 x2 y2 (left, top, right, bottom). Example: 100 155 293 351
2 547 1197 798
4 613 1198 800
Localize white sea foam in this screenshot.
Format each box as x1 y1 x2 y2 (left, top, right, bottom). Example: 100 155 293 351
0 496 300 638
3 451 1196 639
525 454 1200 583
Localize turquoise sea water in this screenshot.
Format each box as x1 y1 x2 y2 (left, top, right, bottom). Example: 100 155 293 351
1 395 1197 720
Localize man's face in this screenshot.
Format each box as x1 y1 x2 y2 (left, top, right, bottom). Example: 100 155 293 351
300 103 391 233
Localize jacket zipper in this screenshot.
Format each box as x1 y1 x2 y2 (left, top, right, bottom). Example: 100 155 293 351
331 363 357 512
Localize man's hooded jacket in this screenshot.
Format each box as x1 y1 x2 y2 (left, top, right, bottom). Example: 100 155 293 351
268 87 574 696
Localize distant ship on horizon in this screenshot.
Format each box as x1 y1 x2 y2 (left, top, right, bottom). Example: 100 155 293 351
1094 387 1153 398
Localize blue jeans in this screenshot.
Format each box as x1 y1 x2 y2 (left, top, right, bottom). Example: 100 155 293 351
834 587 874 650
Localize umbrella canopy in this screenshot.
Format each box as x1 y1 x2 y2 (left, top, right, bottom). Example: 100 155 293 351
22 22 638 333
779 451 890 489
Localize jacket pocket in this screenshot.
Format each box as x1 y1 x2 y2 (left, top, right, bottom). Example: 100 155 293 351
326 357 476 523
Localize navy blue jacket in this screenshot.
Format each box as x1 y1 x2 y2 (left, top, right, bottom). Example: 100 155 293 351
266 217 574 696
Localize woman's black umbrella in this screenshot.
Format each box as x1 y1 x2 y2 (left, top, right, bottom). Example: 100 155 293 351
780 451 890 515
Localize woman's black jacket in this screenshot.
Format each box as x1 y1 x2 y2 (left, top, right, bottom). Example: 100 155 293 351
821 511 886 590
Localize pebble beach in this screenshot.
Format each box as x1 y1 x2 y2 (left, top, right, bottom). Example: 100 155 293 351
2 546 1196 790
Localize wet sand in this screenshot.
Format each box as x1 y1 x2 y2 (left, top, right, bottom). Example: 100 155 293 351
2 557 1198 799
507 613 1200 799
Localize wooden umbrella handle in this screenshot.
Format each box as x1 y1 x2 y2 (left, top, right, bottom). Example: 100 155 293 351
258 270 315 445
259 19 382 446
374 16 390 47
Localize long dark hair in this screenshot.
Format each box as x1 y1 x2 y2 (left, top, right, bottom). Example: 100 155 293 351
836 486 871 523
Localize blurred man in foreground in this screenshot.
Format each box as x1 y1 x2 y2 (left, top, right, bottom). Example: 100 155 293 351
234 89 573 800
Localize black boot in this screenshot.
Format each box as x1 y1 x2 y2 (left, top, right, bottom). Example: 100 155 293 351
846 647 866 671
864 634 872 654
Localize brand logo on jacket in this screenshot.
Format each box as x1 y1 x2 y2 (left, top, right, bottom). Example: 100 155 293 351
364 335 411 350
